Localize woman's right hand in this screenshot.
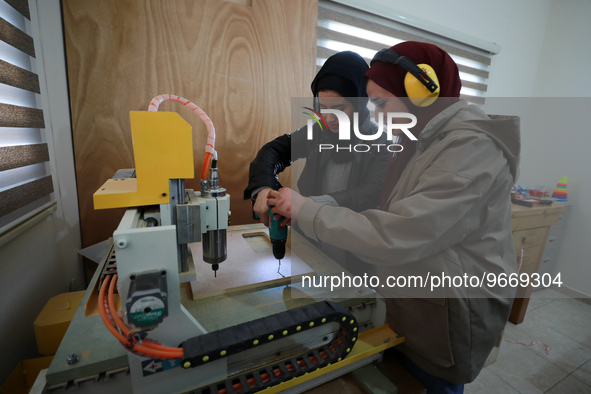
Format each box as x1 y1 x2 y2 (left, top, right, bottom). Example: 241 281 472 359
253 187 272 227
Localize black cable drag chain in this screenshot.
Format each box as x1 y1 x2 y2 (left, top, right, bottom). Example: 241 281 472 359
182 300 359 393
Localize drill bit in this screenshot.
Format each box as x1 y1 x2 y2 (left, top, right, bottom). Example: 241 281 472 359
277 260 285 277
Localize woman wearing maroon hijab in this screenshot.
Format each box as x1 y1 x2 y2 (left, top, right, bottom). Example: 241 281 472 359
365 41 462 209
269 41 521 393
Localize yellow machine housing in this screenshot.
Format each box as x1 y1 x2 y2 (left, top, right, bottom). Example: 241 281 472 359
93 111 194 209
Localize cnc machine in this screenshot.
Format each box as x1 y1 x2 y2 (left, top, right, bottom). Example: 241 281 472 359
39 95 402 394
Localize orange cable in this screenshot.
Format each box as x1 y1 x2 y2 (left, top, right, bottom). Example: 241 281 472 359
107 274 183 356
98 274 183 359
201 151 213 181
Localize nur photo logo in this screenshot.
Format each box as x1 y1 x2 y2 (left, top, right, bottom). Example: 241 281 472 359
302 106 328 131
303 108 418 153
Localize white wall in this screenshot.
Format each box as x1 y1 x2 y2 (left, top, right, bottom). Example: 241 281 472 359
533 0 591 97
524 0 591 297
339 0 554 96
0 0 83 384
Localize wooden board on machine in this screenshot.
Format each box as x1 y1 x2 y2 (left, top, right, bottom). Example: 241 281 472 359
189 228 315 299
62 0 318 249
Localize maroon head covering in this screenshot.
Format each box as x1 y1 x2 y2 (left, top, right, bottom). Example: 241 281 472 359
365 41 462 208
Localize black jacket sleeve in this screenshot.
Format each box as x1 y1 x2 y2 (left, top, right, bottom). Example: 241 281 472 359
243 129 308 200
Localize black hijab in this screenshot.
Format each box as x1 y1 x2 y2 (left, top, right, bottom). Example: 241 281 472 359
310 51 370 162
311 51 371 123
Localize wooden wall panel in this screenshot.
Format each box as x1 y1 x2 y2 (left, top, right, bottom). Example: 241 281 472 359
62 0 317 247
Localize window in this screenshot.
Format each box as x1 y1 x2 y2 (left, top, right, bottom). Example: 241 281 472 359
0 0 55 238
317 0 499 105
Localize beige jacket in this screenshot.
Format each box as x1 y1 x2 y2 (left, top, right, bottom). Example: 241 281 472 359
297 100 520 383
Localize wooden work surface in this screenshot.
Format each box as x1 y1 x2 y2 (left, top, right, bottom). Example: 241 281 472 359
509 203 565 324
182 224 380 333
189 226 314 299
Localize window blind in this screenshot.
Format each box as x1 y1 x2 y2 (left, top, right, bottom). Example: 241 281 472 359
0 0 54 234
317 0 496 105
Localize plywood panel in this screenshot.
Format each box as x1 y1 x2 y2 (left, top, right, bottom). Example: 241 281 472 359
62 0 317 247
189 228 314 299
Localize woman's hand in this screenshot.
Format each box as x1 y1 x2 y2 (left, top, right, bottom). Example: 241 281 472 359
267 188 310 226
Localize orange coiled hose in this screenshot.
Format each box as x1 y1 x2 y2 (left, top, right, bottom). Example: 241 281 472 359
147 94 216 181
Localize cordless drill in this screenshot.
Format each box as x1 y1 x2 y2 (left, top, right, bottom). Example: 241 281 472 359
269 206 288 268
252 203 288 272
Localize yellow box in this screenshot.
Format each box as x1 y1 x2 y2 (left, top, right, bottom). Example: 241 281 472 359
33 291 85 356
0 356 53 394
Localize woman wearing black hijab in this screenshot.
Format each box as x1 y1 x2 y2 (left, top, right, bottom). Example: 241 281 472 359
244 51 390 226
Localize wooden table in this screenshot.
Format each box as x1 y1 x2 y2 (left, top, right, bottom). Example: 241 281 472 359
509 203 565 324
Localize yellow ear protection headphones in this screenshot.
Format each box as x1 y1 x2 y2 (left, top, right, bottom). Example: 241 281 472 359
370 48 440 107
